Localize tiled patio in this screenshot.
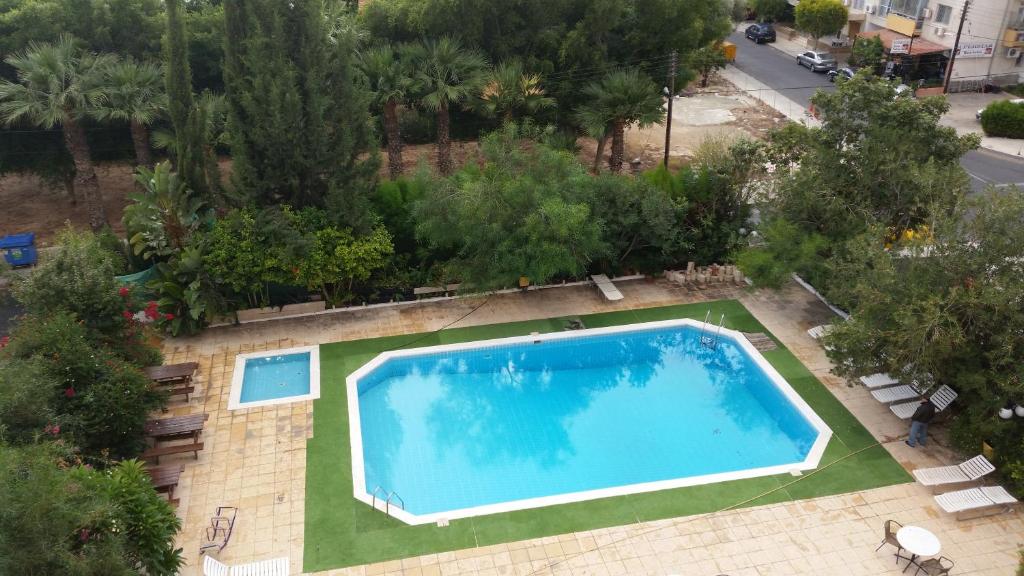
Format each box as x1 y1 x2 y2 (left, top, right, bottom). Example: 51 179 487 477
160 279 1023 576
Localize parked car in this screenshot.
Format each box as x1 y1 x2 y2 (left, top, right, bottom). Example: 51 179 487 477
796 51 837 72
976 98 1024 120
745 23 776 44
826 67 856 82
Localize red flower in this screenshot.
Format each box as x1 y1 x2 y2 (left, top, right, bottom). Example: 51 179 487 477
78 528 90 542
64 387 76 398
44 424 60 436
0 335 8 348
164 313 175 321
118 286 130 297
122 311 133 320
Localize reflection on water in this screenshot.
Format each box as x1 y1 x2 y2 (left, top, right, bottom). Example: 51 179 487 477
356 326 818 516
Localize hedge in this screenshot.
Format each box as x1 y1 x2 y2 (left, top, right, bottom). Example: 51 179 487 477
980 100 1024 138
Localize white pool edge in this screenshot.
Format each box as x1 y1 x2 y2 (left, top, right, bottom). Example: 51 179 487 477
345 318 832 526
229 345 321 410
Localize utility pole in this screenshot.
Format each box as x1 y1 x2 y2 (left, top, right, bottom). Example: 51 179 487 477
943 0 970 94
663 50 677 168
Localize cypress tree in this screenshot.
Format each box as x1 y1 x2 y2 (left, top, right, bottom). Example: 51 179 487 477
163 0 216 201
223 0 378 227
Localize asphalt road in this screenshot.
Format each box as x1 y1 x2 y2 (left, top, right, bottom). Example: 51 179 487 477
727 30 1024 192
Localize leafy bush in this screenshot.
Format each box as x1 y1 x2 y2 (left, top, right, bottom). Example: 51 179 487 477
13 228 125 335
3 312 162 459
102 460 183 575
0 358 59 443
737 219 827 288
980 100 1024 138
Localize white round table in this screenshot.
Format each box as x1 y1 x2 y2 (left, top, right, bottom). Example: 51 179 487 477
896 525 941 572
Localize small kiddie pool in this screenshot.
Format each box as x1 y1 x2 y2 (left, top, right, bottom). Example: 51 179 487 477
229 346 320 410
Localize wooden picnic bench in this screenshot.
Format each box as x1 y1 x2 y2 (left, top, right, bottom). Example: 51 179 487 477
142 442 204 464
142 413 209 463
145 464 185 506
145 413 209 442
144 362 199 386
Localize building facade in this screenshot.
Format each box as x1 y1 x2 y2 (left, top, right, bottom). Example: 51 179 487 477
846 0 1024 90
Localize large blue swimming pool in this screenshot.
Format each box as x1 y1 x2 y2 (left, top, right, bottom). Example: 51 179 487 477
352 322 826 521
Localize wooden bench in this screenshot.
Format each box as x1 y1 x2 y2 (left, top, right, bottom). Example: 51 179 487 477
142 442 204 464
145 362 199 386
146 465 184 506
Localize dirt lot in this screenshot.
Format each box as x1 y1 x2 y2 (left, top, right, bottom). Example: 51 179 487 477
1 75 783 245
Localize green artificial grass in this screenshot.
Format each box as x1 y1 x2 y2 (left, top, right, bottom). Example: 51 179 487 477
304 300 910 571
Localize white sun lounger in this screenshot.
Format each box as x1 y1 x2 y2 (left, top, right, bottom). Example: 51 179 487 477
891 385 958 419
204 556 289 576
591 274 624 301
913 455 995 492
870 384 921 404
806 324 833 340
934 485 1018 520
860 372 900 388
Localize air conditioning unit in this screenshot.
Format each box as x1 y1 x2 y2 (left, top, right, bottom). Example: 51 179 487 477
921 7 932 18
1007 47 1021 58
934 25 946 36
867 4 877 13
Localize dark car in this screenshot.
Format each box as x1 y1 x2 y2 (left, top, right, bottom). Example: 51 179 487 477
745 23 776 44
826 67 856 82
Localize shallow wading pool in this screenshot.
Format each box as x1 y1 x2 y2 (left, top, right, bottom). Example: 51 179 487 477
347 319 831 525
230 346 320 410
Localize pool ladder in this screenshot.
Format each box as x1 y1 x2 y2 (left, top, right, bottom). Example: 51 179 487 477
700 309 725 350
370 485 405 517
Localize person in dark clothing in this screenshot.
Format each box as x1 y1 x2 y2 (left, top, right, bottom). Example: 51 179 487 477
906 396 936 447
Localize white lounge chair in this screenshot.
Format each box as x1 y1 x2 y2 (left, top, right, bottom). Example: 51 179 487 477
203 555 289 576
860 372 899 389
870 384 921 404
591 274 624 301
806 324 833 340
891 385 958 419
913 455 995 491
934 485 1018 520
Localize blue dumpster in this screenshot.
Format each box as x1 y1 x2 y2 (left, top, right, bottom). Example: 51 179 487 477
0 232 38 267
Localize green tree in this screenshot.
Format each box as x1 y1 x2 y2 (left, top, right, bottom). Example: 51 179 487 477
91 58 165 167
224 0 378 222
751 0 789 21
413 125 606 289
294 224 394 306
588 173 684 271
12 227 124 333
795 0 848 50
849 35 885 72
578 69 664 173
359 43 417 179
688 45 727 88
823 193 1024 492
0 35 113 230
102 460 183 575
0 358 59 444
475 59 555 123
410 37 488 175
123 161 206 260
0 444 132 576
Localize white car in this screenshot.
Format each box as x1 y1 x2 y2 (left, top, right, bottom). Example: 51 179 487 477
977 98 1024 120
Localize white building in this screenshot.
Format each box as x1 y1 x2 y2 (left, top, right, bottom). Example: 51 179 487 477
844 0 1024 90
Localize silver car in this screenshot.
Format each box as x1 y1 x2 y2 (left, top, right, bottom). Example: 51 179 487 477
796 51 837 72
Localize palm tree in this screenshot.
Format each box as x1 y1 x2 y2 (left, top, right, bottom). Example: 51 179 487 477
579 69 665 174
475 59 555 124
92 58 165 168
411 37 488 175
0 35 114 230
359 43 416 179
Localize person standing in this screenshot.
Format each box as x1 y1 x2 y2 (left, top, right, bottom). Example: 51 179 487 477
906 396 936 448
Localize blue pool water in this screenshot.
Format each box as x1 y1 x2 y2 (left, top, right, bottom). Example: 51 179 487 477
355 326 820 517
240 352 310 404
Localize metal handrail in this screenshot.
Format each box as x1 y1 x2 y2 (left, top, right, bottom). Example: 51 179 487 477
386 492 405 516
370 485 388 512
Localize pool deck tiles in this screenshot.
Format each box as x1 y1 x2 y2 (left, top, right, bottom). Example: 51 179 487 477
161 279 1024 575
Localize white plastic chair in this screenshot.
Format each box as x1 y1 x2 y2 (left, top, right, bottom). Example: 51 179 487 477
934 485 1017 519
913 455 995 489
806 324 833 340
890 385 958 419
870 385 921 404
203 555 289 576
859 372 899 389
